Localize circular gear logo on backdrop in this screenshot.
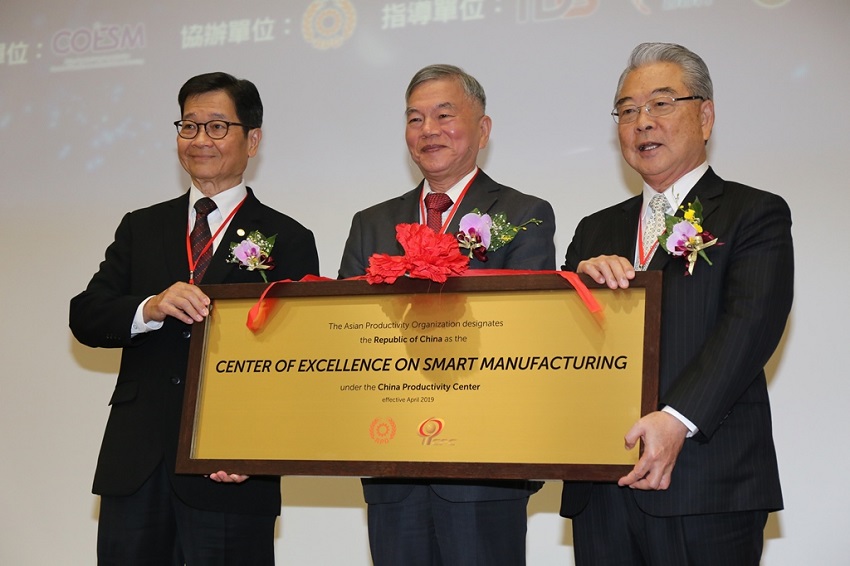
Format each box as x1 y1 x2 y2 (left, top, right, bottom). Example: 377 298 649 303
302 0 357 50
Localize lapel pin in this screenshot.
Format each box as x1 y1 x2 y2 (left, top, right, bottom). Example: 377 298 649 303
236 228 246 237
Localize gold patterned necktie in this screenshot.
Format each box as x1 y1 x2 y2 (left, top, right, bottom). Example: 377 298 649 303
424 192 453 233
190 197 217 283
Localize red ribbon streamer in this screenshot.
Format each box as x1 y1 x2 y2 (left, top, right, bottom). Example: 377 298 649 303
245 271 601 332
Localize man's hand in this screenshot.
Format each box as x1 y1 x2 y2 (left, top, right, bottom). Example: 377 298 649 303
208 471 250 484
618 411 688 491
143 282 211 325
577 255 635 289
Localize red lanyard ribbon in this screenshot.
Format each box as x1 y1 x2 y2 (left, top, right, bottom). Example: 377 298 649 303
186 196 246 284
636 215 660 269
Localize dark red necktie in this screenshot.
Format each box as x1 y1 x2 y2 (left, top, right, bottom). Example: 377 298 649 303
424 192 453 232
190 197 217 283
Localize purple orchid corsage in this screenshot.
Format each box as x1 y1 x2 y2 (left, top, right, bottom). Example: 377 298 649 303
657 198 721 276
226 230 276 282
456 208 542 262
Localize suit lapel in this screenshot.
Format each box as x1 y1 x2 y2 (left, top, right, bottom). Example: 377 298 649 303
446 170 500 232
202 187 262 284
683 167 723 225
162 192 192 284
646 168 724 272
354 184 422 260
397 184 424 225
617 196 642 261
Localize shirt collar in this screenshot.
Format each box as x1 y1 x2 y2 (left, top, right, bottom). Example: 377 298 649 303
641 162 709 218
189 182 248 222
421 167 478 204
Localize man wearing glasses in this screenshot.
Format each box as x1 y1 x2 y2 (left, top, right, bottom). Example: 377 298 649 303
70 72 319 565
560 43 793 564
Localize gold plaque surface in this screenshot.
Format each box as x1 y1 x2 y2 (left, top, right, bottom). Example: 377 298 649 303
177 273 660 480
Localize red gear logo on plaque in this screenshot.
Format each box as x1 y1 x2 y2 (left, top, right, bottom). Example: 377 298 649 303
302 0 357 50
370 418 397 444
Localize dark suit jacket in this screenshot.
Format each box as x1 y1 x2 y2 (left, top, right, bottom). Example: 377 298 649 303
339 170 556 278
338 170 556 503
70 188 319 516
560 168 793 518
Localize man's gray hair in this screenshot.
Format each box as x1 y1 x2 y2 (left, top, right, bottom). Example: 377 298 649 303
615 43 713 105
406 64 486 112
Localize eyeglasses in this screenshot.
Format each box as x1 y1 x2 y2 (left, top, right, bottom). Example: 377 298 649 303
173 120 249 139
611 95 704 124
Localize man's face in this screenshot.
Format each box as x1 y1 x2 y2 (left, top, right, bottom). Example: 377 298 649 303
616 62 714 191
177 90 261 196
405 78 491 191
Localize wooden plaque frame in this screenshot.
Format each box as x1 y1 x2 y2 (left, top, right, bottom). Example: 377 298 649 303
177 272 660 481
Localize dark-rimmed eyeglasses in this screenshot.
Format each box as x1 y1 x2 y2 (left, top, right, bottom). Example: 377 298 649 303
611 96 704 124
173 120 249 140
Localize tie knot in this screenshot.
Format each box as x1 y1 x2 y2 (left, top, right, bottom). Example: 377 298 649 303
194 197 217 217
649 194 670 214
424 192 453 214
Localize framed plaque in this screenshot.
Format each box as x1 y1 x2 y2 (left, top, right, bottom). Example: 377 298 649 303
176 272 660 481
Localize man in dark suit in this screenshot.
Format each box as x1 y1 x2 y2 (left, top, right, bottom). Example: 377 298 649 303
560 43 793 565
70 72 319 565
339 64 556 565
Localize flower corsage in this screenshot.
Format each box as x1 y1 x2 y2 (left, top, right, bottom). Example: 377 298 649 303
657 198 721 275
226 230 276 282
456 209 542 262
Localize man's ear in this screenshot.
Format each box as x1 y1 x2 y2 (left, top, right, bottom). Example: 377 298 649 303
478 115 492 149
700 99 715 143
248 128 262 156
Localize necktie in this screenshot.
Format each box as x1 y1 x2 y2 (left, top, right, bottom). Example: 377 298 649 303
640 193 671 268
424 192 453 232
190 197 218 283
